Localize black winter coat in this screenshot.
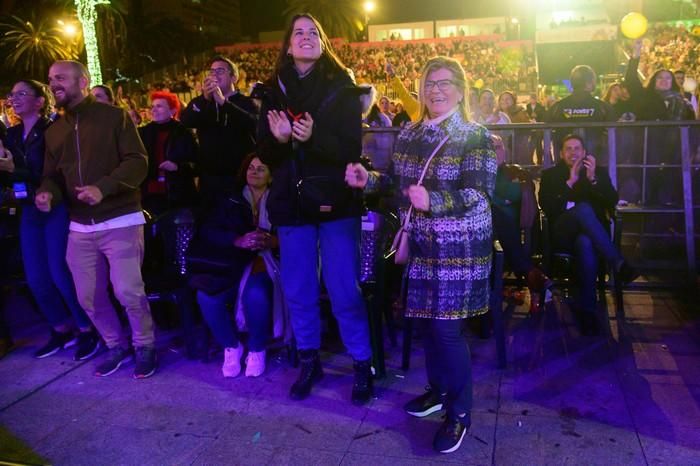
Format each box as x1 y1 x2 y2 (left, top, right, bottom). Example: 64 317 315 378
187 191 259 293
257 65 364 226
624 58 695 121
180 93 257 176
538 161 618 227
139 119 198 207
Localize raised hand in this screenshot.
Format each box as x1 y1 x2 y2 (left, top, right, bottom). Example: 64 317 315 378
632 39 642 59
408 184 430 211
582 154 597 181
345 163 369 189
203 76 220 101
567 157 583 188
292 112 313 142
267 110 292 144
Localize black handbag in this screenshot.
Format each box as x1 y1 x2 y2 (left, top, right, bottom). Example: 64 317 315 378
295 173 349 218
185 241 236 275
185 241 243 295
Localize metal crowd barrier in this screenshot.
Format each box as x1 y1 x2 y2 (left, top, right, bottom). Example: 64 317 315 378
362 121 700 285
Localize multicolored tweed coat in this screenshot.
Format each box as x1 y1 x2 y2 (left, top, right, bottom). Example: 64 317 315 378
367 111 497 319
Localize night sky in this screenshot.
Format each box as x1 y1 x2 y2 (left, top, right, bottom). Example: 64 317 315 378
241 0 511 39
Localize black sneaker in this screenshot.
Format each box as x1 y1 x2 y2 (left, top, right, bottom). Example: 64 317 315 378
0 338 14 359
433 415 470 454
34 330 77 359
133 346 157 379
404 387 445 417
74 331 102 361
95 346 133 377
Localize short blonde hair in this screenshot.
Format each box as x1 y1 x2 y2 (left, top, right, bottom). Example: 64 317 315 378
417 56 469 121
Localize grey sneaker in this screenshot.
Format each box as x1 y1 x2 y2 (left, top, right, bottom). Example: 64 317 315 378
133 346 157 379
94 346 133 377
74 330 102 361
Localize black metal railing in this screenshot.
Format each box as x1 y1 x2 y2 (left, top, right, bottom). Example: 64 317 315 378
362 121 700 284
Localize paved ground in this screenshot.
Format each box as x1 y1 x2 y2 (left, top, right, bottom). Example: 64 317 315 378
1 287 699 466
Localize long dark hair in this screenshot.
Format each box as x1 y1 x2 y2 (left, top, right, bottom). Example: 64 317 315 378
646 69 681 93
366 104 382 126
236 152 271 189
272 13 350 82
15 80 52 116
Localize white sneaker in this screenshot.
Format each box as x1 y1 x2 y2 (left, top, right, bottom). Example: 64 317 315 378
222 345 244 378
245 350 266 377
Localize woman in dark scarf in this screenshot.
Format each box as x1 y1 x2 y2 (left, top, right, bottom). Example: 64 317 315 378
257 13 373 405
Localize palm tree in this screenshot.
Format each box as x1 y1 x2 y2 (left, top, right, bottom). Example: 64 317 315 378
283 0 363 41
94 0 128 76
0 15 76 79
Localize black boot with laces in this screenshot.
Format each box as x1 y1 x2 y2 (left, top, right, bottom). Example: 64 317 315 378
351 359 373 406
289 349 324 400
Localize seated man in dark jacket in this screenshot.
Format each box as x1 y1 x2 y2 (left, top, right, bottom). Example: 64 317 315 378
539 134 638 335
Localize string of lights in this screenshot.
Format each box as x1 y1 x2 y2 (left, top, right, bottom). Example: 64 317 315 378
74 0 109 85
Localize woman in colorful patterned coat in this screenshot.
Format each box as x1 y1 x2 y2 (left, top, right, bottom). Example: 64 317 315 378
346 56 496 454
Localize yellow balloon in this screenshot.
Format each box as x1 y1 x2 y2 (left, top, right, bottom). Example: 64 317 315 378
474 78 484 89
620 12 648 39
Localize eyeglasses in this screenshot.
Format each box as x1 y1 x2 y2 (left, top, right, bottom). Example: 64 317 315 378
6 91 36 100
209 67 230 76
424 79 455 91
247 165 268 174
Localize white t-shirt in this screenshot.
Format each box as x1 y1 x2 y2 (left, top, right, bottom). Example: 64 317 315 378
69 211 146 233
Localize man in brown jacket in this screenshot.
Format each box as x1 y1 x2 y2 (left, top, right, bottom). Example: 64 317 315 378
36 60 157 378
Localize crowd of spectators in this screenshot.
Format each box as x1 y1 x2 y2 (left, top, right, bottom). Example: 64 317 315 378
133 37 535 100
633 23 700 83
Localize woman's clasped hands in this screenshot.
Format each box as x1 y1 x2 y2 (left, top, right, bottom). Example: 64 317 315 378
267 110 313 144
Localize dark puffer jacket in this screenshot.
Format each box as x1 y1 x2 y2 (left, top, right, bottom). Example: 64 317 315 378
257 64 364 226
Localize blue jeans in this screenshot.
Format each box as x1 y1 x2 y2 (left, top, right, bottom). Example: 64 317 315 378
422 318 472 423
278 218 371 361
554 203 623 312
197 271 272 351
20 203 91 329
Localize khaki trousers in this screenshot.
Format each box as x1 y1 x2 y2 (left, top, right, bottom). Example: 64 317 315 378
66 225 154 348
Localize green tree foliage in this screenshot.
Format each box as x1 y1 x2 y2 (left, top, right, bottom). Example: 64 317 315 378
0 15 76 79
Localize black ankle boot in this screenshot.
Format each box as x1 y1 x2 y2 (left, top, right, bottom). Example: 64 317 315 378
351 359 373 406
289 349 323 400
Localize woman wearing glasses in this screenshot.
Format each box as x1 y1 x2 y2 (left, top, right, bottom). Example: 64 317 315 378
346 57 497 454
257 14 373 405
0 80 99 360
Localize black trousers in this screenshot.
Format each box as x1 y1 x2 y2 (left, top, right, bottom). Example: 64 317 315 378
421 318 472 422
